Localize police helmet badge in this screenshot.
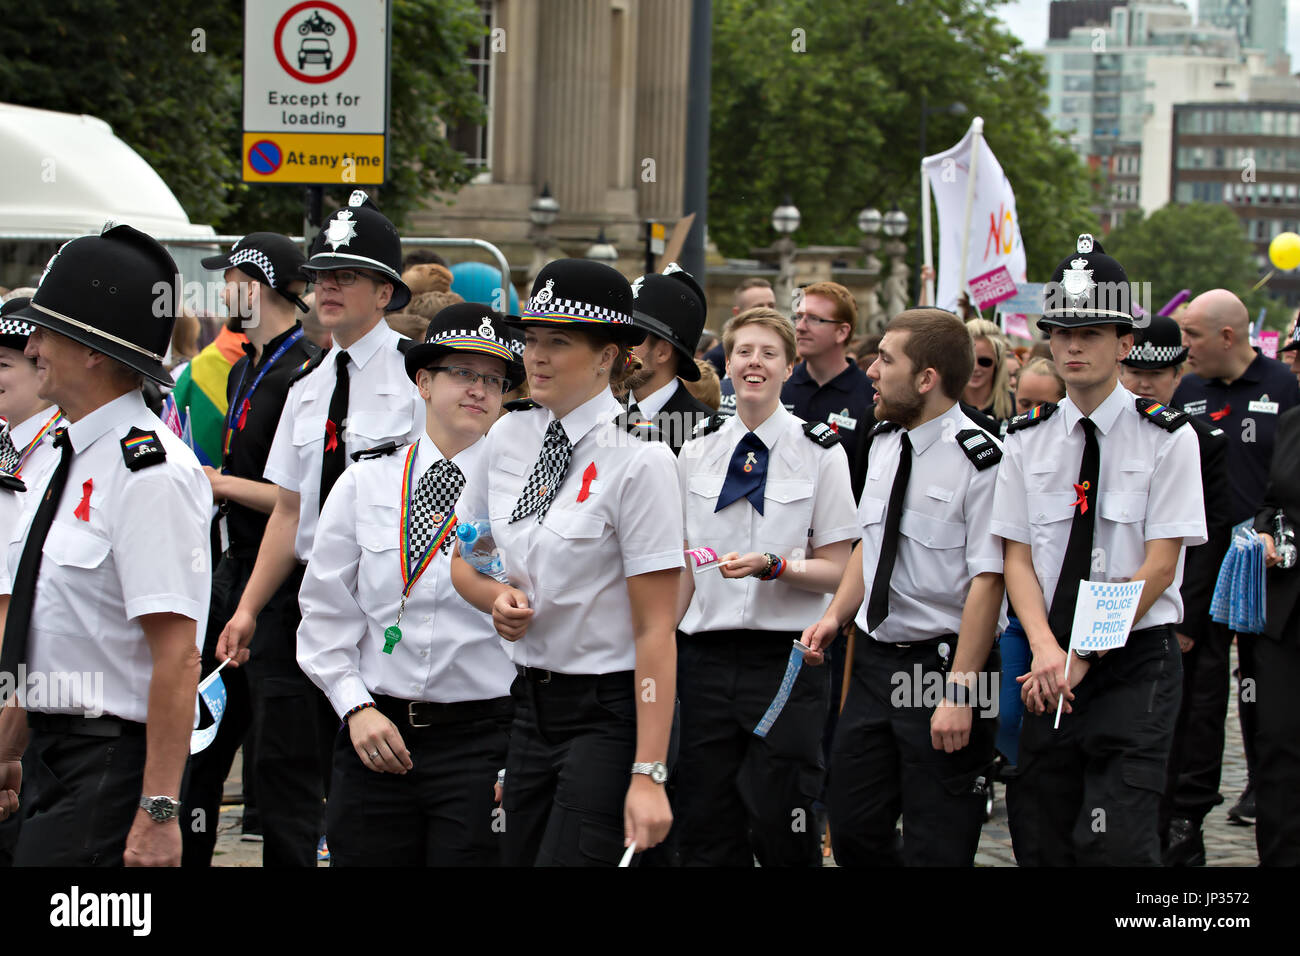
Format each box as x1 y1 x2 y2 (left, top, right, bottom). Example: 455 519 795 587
1076 233 1095 254
631 275 646 298
325 210 358 251
478 318 496 339
1062 256 1095 307
533 278 555 307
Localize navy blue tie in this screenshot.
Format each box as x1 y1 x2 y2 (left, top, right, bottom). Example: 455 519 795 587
715 432 768 515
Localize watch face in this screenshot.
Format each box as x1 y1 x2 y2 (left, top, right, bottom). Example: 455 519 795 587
651 763 668 784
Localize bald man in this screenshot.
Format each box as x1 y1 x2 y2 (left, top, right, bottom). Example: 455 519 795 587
1173 289 1300 831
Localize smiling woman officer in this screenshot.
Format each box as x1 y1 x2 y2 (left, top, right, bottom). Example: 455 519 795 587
297 305 521 866
451 259 682 866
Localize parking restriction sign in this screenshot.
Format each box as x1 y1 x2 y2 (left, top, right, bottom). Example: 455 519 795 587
242 0 390 185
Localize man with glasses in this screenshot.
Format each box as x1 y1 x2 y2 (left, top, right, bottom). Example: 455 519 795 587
216 191 423 866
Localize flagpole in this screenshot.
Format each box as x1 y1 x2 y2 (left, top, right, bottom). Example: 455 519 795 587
958 117 984 310
921 157 934 306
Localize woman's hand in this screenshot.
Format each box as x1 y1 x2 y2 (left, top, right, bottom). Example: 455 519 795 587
492 587 534 641
718 551 768 579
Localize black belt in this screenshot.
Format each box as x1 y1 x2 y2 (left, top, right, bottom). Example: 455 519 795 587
27 712 146 738
514 665 633 687
871 632 957 652
372 694 512 729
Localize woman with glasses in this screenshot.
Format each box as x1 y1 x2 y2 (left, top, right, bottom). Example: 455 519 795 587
963 318 1016 433
451 259 682 866
297 304 521 866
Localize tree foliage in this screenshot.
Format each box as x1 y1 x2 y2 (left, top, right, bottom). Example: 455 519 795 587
0 0 485 234
709 0 1099 281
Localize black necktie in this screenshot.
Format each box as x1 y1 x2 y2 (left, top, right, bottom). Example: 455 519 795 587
715 432 768 514
627 401 643 420
319 350 350 510
866 431 911 632
0 428 73 708
1048 418 1099 649
511 420 573 524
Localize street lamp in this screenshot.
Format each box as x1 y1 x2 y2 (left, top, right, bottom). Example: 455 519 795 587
585 228 618 263
771 196 801 312
771 195 801 235
529 182 559 227
857 207 882 236
883 206 909 238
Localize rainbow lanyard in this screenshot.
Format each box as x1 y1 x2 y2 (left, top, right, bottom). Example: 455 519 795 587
221 328 304 464
13 410 63 476
383 443 458 654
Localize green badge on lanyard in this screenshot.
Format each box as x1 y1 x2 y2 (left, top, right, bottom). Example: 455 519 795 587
383 625 402 654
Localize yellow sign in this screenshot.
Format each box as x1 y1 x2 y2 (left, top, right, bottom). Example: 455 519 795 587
241 132 385 185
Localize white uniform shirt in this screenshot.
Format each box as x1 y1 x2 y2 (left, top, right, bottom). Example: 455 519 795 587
629 378 679 418
0 408 65 546
456 388 684 674
990 382 1207 631
297 435 515 716
0 391 210 723
854 403 1005 643
264 319 423 562
678 405 858 634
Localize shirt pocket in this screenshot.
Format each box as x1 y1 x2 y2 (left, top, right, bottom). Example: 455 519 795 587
41 523 113 636
1099 491 1146 527
488 455 529 522
537 508 610 591
355 520 400 609
899 509 965 552
858 494 885 529
758 478 816 551
346 409 412 448
1025 491 1077 557
684 472 729 542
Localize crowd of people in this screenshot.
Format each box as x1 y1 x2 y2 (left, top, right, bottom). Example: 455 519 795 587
0 196 1297 869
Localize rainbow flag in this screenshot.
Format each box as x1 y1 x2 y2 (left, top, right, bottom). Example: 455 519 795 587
166 327 248 466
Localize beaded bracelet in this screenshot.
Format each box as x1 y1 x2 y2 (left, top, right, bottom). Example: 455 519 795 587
758 553 786 581
343 701 375 723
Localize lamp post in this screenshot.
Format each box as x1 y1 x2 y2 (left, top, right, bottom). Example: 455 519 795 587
918 96 967 301
771 195 801 313
857 206 884 332
882 205 910 322
584 228 618 263
527 183 560 284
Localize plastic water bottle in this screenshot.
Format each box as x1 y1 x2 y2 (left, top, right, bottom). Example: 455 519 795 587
456 519 509 583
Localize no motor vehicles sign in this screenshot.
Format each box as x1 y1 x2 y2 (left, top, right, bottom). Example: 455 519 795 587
242 0 390 185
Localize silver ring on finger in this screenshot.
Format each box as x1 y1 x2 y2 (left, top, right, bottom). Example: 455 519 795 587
369 751 381 760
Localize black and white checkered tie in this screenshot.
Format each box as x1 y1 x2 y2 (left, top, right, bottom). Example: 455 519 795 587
511 419 572 524
409 458 465 560
0 425 19 475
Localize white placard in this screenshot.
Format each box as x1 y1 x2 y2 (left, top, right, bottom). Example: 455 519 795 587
1069 580 1146 653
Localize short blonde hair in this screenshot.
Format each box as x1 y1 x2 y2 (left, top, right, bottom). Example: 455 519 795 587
723 307 797 364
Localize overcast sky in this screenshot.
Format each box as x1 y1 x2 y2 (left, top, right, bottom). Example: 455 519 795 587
996 0 1300 63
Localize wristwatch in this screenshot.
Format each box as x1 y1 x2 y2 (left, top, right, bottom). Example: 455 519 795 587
631 761 668 785
139 795 180 823
943 680 972 706
1074 649 1100 662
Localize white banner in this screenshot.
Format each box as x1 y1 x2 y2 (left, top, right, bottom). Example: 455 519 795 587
922 119 1028 313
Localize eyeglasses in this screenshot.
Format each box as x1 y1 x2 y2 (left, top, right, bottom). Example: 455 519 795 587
428 365 510 394
975 356 996 368
313 269 379 288
793 311 842 328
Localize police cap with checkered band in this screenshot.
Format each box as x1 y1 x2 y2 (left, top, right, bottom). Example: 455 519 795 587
202 232 310 312
1038 233 1136 332
512 258 644 346
404 302 525 390
1121 314 1189 370
0 296 35 352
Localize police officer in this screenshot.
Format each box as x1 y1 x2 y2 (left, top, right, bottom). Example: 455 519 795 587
451 259 680 866
1172 288 1300 826
216 190 423 866
0 224 211 866
624 264 714 455
991 235 1206 866
179 233 319 865
676 306 857 866
298 305 521 865
804 308 1004 866
1119 314 1233 865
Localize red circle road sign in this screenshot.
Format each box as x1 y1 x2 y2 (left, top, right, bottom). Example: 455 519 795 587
274 1 358 85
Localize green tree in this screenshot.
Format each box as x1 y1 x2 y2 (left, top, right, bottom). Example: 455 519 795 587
1105 203 1291 330
0 0 485 233
709 0 1098 282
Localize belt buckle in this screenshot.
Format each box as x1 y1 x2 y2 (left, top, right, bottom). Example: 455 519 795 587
407 701 432 728
532 667 552 684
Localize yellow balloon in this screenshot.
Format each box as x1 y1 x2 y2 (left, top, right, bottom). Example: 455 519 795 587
1269 231 1300 271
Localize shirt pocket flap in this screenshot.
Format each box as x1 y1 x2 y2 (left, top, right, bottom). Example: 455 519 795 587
764 479 814 505
347 410 411 443
1027 456 1059 476
498 455 528 477
688 473 726 499
926 484 955 503
542 509 607 540
44 524 112 569
858 495 886 526
1099 491 1146 524
292 415 327 446
900 510 965 549
356 522 397 553
1026 492 1078 525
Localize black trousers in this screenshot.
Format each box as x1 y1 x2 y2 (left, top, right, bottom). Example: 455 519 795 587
1007 627 1182 866
1254 631 1300 865
675 630 829 867
829 637 997 867
1236 632 1258 781
14 720 147 866
1160 619 1231 830
326 695 512 866
501 669 637 867
180 552 259 866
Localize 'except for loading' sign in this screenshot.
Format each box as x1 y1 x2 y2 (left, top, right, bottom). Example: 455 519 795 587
274 1 358 84
248 140 282 175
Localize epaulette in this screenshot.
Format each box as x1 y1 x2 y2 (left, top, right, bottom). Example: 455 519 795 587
351 441 402 462
955 428 1002 471
804 420 841 448
121 427 167 471
869 420 902 437
503 398 540 413
396 337 414 355
692 414 727 438
1006 402 1059 433
614 410 661 442
0 473 26 493
288 348 327 386
1135 397 1189 431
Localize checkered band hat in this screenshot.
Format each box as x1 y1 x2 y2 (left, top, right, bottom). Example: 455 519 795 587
201 232 309 312
404 302 526 389
515 259 643 345
1121 314 1188 370
0 297 35 351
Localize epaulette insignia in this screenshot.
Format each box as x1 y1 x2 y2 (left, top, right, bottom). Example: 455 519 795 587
869 420 902 437
351 441 402 462
0 473 25 492
615 410 660 442
1006 401 1059 433
955 428 1003 471
121 427 167 471
1136 397 1188 431
693 414 726 438
803 420 841 448
288 349 327 385
503 398 540 413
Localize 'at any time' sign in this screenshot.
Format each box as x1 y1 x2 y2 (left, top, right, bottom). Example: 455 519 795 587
242 0 391 185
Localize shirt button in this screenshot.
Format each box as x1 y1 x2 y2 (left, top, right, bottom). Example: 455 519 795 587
1122 509 1129 517
422 615 432 624
420 650 428 658
1037 512 1046 520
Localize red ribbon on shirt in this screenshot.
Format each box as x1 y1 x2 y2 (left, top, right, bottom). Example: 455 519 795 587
236 398 251 431
1071 481 1089 515
74 479 93 521
325 419 339 452
1209 404 1231 422
577 462 597 502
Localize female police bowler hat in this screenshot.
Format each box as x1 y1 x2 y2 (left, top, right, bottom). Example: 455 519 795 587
513 258 644 345
11 222 181 387
1121 314 1189 370
0 296 36 352
302 190 411 312
404 303 526 390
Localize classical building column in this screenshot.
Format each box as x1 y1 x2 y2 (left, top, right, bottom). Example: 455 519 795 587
634 0 690 223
